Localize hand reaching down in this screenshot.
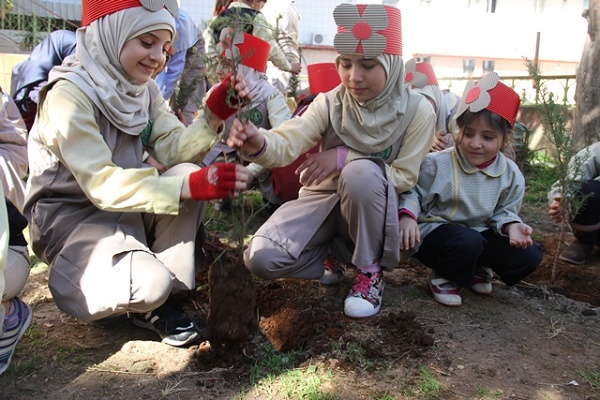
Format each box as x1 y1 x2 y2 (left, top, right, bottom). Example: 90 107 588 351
296 148 337 186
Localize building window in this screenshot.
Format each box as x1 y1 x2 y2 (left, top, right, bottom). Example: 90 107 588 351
463 59 476 75
482 60 495 73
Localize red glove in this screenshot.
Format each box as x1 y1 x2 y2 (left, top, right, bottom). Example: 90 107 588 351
205 75 241 120
189 163 237 200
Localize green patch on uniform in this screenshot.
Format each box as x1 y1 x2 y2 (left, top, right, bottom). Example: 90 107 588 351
372 146 392 160
247 109 263 126
141 120 153 147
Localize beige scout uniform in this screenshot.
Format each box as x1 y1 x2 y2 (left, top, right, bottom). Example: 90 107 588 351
0 89 28 211
243 91 435 278
24 80 219 322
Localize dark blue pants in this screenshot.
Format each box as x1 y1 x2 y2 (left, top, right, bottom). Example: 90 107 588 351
572 180 600 244
414 224 543 287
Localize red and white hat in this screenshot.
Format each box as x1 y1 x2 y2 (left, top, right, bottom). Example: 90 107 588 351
333 3 402 58
81 0 179 26
405 58 438 88
217 29 271 73
456 72 520 127
307 63 341 94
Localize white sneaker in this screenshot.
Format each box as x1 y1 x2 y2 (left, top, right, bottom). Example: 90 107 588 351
344 270 384 318
470 267 493 295
319 257 346 285
429 274 462 307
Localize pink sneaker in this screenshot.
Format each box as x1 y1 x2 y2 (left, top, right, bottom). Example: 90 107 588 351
429 274 462 307
344 270 384 318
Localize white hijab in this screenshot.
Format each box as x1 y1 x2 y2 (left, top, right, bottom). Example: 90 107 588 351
330 54 421 154
47 7 175 135
238 64 277 111
413 84 449 133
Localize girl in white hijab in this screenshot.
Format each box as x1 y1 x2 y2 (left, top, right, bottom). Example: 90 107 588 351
226 3 436 319
24 0 252 347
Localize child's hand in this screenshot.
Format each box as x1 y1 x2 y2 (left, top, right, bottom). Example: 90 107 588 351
175 109 188 126
232 72 251 100
506 222 534 248
205 74 251 121
431 130 448 152
185 163 251 201
399 214 420 250
549 197 563 223
296 148 336 186
227 118 265 156
145 155 168 174
289 62 302 75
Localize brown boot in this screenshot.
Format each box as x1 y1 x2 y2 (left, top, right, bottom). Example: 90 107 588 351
558 240 594 265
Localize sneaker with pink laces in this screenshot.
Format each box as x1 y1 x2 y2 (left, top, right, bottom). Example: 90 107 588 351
429 273 462 306
319 256 346 285
344 270 384 318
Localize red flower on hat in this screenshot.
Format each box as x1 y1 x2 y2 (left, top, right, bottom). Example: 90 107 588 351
456 72 500 116
334 4 389 58
404 58 428 88
217 28 243 61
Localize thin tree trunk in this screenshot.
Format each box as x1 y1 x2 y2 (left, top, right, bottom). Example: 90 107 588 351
573 1 600 149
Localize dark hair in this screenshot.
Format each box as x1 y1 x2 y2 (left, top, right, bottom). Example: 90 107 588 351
212 0 233 16
455 109 512 149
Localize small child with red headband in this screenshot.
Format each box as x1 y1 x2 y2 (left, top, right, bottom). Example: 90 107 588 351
398 72 543 307
23 0 252 347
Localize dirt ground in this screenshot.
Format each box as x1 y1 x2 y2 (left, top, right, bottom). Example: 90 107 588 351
1 203 599 400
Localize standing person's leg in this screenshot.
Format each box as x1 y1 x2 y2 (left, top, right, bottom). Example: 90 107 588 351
338 159 388 318
177 38 208 126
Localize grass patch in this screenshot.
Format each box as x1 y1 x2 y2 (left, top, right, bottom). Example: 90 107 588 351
476 384 503 399
330 339 375 370
247 343 337 399
416 366 441 398
579 368 600 391
523 159 559 206
249 342 301 385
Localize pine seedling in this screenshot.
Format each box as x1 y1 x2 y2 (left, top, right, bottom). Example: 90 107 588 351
526 59 589 279
205 16 263 347
171 43 204 116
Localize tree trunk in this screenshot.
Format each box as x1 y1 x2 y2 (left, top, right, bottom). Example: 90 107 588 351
573 1 600 149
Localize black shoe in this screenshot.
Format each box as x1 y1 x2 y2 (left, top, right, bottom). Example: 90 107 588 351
131 300 201 347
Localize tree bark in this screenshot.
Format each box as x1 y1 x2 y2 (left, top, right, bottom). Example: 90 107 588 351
573 1 600 149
